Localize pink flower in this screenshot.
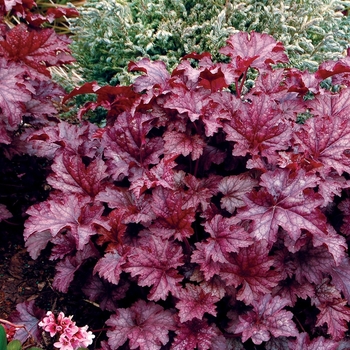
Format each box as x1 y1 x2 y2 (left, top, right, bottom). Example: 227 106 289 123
57 312 76 330
74 325 95 347
39 311 95 350
54 333 74 350
38 311 62 337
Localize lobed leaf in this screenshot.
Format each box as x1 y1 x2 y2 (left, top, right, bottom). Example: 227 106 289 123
125 235 184 301
234 294 298 345
106 300 176 350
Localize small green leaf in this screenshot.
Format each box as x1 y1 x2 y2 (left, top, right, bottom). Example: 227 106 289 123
7 339 22 350
0 324 8 350
27 348 43 350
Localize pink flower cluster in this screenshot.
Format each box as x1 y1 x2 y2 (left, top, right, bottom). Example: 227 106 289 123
38 311 95 350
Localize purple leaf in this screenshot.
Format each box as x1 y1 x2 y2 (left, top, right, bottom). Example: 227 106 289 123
106 300 176 350
219 31 289 70
0 203 12 222
175 284 220 322
237 169 327 244
172 318 225 350
94 251 127 285
125 235 184 300
9 300 45 344
234 294 298 344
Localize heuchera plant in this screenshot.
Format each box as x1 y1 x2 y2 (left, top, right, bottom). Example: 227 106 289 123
21 31 350 348
0 0 78 221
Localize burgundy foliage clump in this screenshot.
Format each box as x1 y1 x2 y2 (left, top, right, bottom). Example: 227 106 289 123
3 10 350 348
0 0 77 224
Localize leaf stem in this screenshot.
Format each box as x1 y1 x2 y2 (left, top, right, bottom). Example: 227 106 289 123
237 69 248 98
193 159 199 177
182 237 192 259
2 219 21 226
0 319 26 329
293 314 306 333
90 327 110 333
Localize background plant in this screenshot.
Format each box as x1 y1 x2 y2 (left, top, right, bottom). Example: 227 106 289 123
67 0 350 86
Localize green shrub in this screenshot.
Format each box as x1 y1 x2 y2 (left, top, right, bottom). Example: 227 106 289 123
67 0 350 86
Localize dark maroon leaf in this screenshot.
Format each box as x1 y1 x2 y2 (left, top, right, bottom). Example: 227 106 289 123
96 185 155 225
82 276 129 312
189 270 227 299
149 187 195 241
311 225 347 265
223 94 292 163
164 130 206 160
330 257 350 304
172 318 226 350
28 120 99 159
0 203 11 221
52 254 80 293
293 244 335 285
129 156 179 197
191 243 222 280
234 294 298 344
220 241 282 304
24 194 107 250
94 251 127 286
272 279 315 306
0 24 74 78
182 174 221 210
198 214 253 263
106 300 176 350
175 284 220 322
101 111 164 172
252 69 287 97
50 231 76 260
317 172 350 208
62 81 100 103
312 281 350 340
289 332 338 350
164 85 211 122
284 68 320 95
128 58 171 99
52 243 99 292
125 235 184 300
316 54 350 85
219 31 289 70
24 79 64 118
218 173 258 213
25 229 51 259
237 169 327 244
293 113 350 176
316 299 350 340
47 151 108 197
0 57 32 126
46 6 79 19
338 198 350 236
95 209 127 252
